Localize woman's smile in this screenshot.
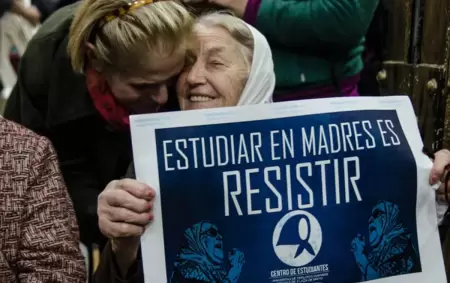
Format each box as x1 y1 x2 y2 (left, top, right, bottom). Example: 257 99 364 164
189 94 215 102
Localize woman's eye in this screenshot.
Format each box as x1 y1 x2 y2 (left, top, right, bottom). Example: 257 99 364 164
210 60 224 66
185 58 195 67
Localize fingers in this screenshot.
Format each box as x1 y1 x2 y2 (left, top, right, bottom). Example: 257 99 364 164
430 150 450 184
98 179 156 239
105 188 152 213
106 206 153 225
116 179 155 200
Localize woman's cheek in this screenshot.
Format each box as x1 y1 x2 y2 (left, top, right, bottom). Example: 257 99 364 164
176 72 189 94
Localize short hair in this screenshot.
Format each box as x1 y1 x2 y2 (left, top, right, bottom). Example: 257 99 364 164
196 12 254 67
68 0 194 74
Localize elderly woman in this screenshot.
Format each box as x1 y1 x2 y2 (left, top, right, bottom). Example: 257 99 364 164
187 0 379 101
351 201 420 280
170 221 244 282
177 13 274 109
95 12 450 283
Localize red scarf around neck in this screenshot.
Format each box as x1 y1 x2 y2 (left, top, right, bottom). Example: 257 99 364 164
86 69 130 131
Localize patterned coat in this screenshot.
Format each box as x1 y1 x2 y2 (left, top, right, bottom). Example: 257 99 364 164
0 118 86 282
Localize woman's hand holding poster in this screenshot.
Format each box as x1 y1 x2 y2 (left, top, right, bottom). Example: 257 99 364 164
130 96 446 283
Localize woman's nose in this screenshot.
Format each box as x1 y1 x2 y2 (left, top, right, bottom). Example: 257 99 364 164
186 63 206 85
152 84 169 105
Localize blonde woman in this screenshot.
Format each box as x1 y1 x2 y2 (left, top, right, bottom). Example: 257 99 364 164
3 0 194 270
94 12 274 283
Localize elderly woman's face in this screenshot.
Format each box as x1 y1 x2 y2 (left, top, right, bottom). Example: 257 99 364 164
368 204 387 247
177 25 250 110
200 223 224 264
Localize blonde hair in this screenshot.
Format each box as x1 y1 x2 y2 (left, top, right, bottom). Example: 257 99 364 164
196 12 254 67
68 0 194 74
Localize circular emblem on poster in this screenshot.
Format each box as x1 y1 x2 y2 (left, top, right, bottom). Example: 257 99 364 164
273 210 323 267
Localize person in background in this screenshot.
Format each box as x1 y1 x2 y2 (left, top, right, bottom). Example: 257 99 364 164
183 0 379 101
3 0 194 267
0 117 86 282
1 0 40 25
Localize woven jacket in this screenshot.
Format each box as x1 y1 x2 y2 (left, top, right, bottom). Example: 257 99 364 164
0 117 86 282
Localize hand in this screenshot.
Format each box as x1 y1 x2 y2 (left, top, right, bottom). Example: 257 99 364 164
22 6 41 26
98 179 154 271
227 249 244 283
228 249 245 268
429 149 450 202
351 234 365 256
11 0 40 26
207 0 248 17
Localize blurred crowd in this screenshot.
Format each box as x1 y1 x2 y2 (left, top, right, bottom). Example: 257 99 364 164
1 0 450 283
0 0 76 100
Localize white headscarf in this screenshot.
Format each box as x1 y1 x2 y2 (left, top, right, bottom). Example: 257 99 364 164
237 23 275 105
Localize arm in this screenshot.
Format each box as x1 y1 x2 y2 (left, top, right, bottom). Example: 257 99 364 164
93 165 145 283
9 0 40 25
245 0 380 49
18 136 86 282
353 254 380 280
93 240 144 283
10 0 27 15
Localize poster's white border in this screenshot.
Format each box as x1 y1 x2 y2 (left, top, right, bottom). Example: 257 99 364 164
130 96 445 283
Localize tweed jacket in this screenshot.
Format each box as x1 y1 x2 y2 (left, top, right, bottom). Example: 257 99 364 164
0 117 86 282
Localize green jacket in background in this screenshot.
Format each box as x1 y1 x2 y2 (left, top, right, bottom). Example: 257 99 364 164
246 0 380 90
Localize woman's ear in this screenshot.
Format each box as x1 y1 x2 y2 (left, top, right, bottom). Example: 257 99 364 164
85 42 103 71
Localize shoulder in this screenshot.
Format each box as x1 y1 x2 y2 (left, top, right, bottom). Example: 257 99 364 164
0 118 53 157
176 264 209 281
32 2 80 42
20 2 80 75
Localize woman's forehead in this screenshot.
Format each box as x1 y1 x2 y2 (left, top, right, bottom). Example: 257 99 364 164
120 50 185 84
192 25 240 55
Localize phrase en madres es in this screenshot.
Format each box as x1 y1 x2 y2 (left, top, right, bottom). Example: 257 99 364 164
162 119 401 216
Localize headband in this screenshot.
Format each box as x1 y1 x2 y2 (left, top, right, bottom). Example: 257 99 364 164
103 0 153 23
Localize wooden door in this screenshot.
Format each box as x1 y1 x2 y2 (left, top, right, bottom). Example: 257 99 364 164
377 0 450 151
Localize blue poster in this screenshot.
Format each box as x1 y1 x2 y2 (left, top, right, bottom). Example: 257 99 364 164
131 97 446 283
